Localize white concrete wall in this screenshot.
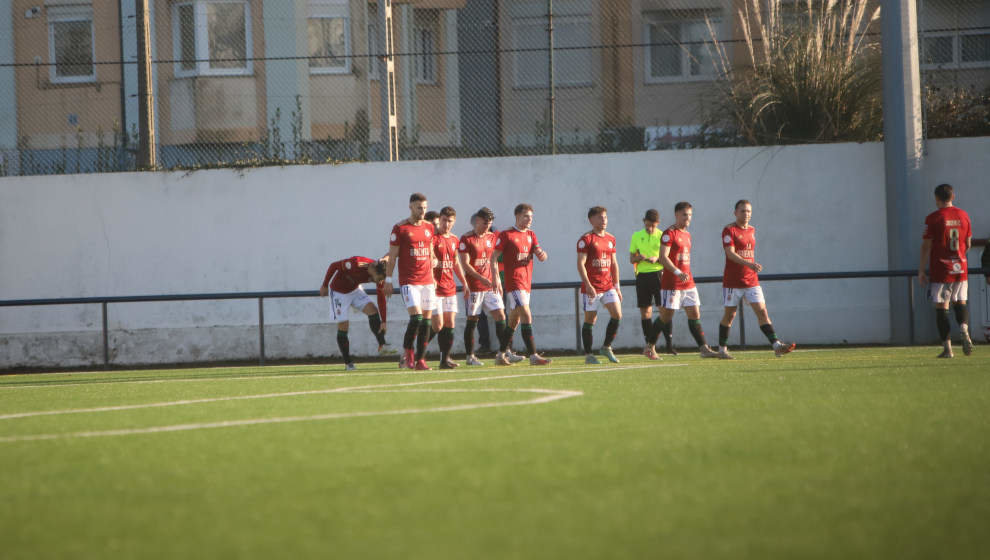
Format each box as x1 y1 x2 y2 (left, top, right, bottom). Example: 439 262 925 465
1 138 987 368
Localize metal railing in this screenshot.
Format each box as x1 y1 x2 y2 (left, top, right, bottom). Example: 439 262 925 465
1 269 985 367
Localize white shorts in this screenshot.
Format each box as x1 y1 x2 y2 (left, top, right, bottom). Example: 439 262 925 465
432 294 459 314
507 290 531 310
466 291 505 316
660 287 701 310
401 284 437 312
328 287 374 323
928 281 968 304
722 286 765 307
582 288 620 312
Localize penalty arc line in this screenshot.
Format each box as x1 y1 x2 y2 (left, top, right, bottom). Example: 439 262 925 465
0 364 684 441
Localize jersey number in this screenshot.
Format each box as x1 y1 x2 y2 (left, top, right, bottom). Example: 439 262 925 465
948 228 959 251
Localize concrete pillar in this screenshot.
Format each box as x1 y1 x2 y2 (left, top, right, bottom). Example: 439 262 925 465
444 9 460 147
263 0 311 157
882 0 926 344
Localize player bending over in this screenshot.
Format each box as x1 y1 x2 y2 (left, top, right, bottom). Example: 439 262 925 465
717 200 795 359
657 202 719 358
491 203 552 366
629 208 675 359
919 183 973 358
319 256 393 370
577 206 623 364
431 206 468 369
384 192 438 370
459 207 511 366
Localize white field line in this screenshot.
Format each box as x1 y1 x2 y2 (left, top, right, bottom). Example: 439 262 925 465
0 365 665 420
0 389 583 443
0 362 622 390
0 364 684 442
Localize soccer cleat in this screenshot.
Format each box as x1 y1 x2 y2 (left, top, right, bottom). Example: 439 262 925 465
465 355 484 366
506 350 526 363
585 354 601 365
936 348 954 359
401 349 415 369
345 362 357 371
378 343 398 356
439 360 457 370
495 352 513 366
529 354 552 366
699 345 719 358
414 359 432 371
600 346 620 363
643 345 660 360
774 341 796 357
664 343 679 356
961 333 973 356
718 347 734 360
445 359 459 368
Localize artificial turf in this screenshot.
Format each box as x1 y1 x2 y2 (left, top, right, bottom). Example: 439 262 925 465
1 346 988 559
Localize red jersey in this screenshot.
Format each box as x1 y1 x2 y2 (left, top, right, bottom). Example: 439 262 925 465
390 220 435 286
923 206 971 282
496 227 541 292
321 256 388 321
433 233 460 297
722 224 759 288
660 227 694 290
577 231 617 293
459 231 496 292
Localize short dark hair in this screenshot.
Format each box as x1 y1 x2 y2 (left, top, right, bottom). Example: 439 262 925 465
674 201 692 214
643 209 660 223
371 260 387 277
514 203 534 216
474 207 494 222
934 184 954 202
588 206 607 219
424 211 439 222
410 192 427 203
439 206 456 218
735 199 751 210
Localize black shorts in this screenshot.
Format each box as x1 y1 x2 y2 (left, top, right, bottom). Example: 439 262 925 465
635 271 662 308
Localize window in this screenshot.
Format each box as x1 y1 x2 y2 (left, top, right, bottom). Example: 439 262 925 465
511 14 592 88
923 30 990 69
414 10 439 84
172 1 252 77
309 0 351 74
644 13 721 82
48 5 95 83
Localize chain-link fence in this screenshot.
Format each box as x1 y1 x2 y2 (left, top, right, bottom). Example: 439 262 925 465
0 0 986 176
918 0 990 139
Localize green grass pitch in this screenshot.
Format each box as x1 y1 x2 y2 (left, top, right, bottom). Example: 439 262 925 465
2 347 989 559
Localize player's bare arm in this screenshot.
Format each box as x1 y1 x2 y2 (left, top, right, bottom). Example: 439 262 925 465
384 244 400 296
918 238 932 286
535 245 548 262
491 249 503 294
453 254 469 298
724 245 762 273
577 252 596 298
611 253 622 301
459 252 492 288
660 245 688 282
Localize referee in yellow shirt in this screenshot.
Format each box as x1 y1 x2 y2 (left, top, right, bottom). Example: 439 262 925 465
629 209 676 358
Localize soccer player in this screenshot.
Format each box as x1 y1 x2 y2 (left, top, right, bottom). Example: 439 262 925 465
629 208 675 359
384 192 437 370
717 200 796 359
919 183 973 358
577 206 623 364
491 203 552 366
459 207 510 366
319 256 392 370
431 206 468 369
657 202 719 358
